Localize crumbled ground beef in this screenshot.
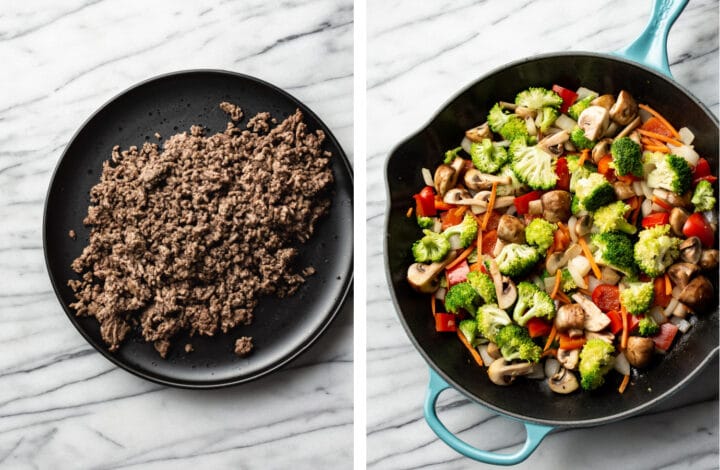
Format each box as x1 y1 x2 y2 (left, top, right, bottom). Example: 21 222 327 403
234 336 253 357
68 104 333 358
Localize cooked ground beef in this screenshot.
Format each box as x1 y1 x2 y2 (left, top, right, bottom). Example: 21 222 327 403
234 336 253 357
68 104 333 358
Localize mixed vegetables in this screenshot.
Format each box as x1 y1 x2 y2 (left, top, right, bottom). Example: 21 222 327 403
406 85 718 394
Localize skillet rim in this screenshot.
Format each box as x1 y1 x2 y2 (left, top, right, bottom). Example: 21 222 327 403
384 51 719 427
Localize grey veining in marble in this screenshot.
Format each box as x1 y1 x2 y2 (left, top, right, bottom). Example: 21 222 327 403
0 0 352 468
367 0 718 469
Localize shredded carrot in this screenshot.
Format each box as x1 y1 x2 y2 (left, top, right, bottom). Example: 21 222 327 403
457 329 484 367
477 229 483 256
637 129 682 147
431 295 436 316
445 242 476 270
550 269 562 299
578 237 602 280
618 374 630 394
481 182 498 230
578 148 589 166
542 348 558 358
638 104 680 138
406 207 413 218
630 207 641 226
652 196 673 212
557 221 570 238
644 144 670 153
555 291 572 304
664 273 672 296
543 325 557 352
621 306 629 350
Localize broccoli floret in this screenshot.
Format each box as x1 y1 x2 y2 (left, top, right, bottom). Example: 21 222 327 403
637 317 660 337
495 243 541 278
691 179 716 212
620 282 654 315
509 139 558 190
494 324 542 363
476 304 512 342
525 218 557 252
591 232 638 278
646 153 693 195
539 107 559 133
458 319 478 344
495 164 527 196
610 137 643 177
443 213 478 249
560 268 577 292
513 282 556 326
470 139 509 174
570 126 595 150
633 224 681 277
466 271 497 304
592 201 637 235
578 338 615 391
416 216 434 229
444 282 481 315
443 146 463 164
487 103 530 142
412 229 450 263
515 87 563 110
574 172 616 212
567 154 595 192
567 93 597 121
571 194 585 215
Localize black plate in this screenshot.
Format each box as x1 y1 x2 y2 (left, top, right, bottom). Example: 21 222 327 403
44 70 353 388
385 53 718 426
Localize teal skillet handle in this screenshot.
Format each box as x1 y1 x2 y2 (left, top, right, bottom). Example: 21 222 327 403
614 0 688 78
424 369 553 466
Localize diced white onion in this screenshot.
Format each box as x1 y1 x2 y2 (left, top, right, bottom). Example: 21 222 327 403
703 210 718 225
544 358 561 378
543 276 556 294
632 181 644 197
667 143 699 167
614 352 631 376
648 306 667 324
495 140 510 148
652 188 670 199
587 275 602 293
449 234 463 250
568 216 578 243
528 200 543 215
575 87 597 100
526 116 537 136
535 109 544 127
678 127 695 145
600 266 621 285
478 345 494 366
433 219 443 233
435 287 447 300
555 114 578 132
531 275 544 291
527 363 546 380
641 198 654 217
664 298 679 317
568 256 589 289
461 137 472 154
673 302 689 318
422 168 435 188
651 202 667 213
670 316 692 333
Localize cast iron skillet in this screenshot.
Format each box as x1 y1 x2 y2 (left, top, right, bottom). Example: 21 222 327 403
44 70 353 389
385 0 718 464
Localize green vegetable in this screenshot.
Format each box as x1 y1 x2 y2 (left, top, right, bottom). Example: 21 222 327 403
592 201 637 235
443 213 478 249
567 93 596 121
610 137 643 177
487 103 530 142
691 179 716 212
633 224 681 277
416 216 434 229
443 146 463 164
646 153 692 195
495 164 527 197
466 271 497 304
579 338 615 391
515 87 563 110
560 268 577 292
574 172 616 212
495 243 541 278
509 138 558 190
513 282 556 326
445 282 481 315
476 304 513 342
567 154 595 192
591 231 638 278
470 139 509 174
494 324 543 363
525 218 557 252
638 317 660 337
412 229 450 263
570 126 595 150
459 319 478 344
539 107 559 133
619 282 654 315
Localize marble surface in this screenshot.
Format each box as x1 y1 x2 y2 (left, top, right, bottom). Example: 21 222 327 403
367 1 719 469
0 0 352 468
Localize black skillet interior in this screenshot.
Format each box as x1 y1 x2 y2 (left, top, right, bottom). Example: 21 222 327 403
44 70 353 388
386 53 719 426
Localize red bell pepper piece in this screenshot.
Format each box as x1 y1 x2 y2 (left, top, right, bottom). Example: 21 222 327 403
552 85 578 114
446 260 470 288
435 313 457 332
641 212 670 229
694 175 718 185
692 158 718 186
591 285 620 313
606 310 623 335
413 186 437 217
514 190 543 215
526 317 553 338
481 230 497 255
555 157 570 191
683 212 715 248
652 322 679 352
641 117 674 138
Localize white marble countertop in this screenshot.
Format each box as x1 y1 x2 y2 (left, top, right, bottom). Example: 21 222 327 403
367 1 718 469
0 0 352 468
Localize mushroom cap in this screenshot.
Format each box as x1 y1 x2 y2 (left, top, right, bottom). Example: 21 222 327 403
443 188 472 205
407 262 444 293
669 207 690 237
555 304 585 332
540 190 572 223
487 359 534 386
433 164 457 197
578 105 610 141
547 367 580 394
557 348 580 370
625 336 654 368
679 236 702 264
609 90 639 126
678 276 714 312
572 293 611 332
699 249 719 271
667 262 700 290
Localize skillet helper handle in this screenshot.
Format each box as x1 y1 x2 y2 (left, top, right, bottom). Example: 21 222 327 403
615 0 688 78
424 369 553 466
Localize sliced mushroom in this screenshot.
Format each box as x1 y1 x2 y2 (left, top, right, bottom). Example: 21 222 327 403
557 348 580 370
548 367 580 394
667 262 700 290
615 115 642 140
586 331 615 344
603 121 621 138
434 164 457 197
497 214 526 244
541 190 572 223
514 106 536 119
578 105 610 141
628 130 642 146
407 261 449 293
669 207 690 237
572 293 611 332
465 123 492 143
625 336 654 368
590 94 616 111
545 252 565 276
613 181 636 200
443 188 472 205
450 156 465 175
486 342 502 360
679 237 702 264
464 168 512 191
591 138 612 164
677 276 714 312
699 249 719 271
574 215 593 238
555 304 585 332
567 328 584 339
609 90 638 126
487 359 534 386
488 259 518 310
539 130 569 148
663 190 693 209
